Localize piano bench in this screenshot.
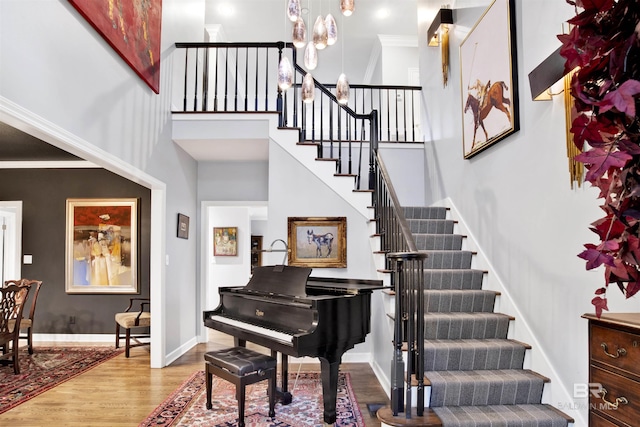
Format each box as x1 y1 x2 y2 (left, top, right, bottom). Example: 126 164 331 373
204 346 277 427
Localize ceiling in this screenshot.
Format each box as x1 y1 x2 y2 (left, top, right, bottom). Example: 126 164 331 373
1 0 420 165
205 0 419 84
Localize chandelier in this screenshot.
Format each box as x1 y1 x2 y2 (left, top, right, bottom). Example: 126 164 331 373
279 0 352 105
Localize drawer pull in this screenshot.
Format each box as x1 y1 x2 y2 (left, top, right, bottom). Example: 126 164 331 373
601 342 627 358
600 387 629 409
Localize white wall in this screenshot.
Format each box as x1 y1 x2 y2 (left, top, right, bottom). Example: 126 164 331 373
267 140 382 360
0 0 206 366
418 0 640 423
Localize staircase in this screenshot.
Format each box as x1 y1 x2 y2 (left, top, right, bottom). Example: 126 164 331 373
378 206 574 427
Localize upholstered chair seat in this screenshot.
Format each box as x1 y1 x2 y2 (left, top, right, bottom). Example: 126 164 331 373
115 298 150 358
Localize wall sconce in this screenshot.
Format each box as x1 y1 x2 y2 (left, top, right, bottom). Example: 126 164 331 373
427 7 454 87
528 45 584 188
427 8 453 47
527 46 568 101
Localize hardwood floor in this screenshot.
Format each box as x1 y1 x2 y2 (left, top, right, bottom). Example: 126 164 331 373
0 336 389 426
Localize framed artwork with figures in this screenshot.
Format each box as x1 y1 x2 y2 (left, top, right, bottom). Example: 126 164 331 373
460 0 519 159
214 227 238 256
65 198 139 294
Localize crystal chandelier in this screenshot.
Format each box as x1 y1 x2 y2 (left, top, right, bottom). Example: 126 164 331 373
280 0 353 106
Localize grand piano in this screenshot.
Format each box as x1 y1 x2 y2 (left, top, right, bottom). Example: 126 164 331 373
203 264 385 425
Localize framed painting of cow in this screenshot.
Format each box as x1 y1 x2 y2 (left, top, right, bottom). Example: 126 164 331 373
287 217 347 268
460 0 519 159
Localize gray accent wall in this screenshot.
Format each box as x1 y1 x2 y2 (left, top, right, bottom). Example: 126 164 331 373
0 168 151 334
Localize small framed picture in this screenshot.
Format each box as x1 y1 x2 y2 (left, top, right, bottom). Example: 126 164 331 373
287 217 346 268
177 213 189 239
213 227 238 256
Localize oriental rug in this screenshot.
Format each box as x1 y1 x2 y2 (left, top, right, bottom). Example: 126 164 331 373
139 371 366 427
0 346 123 414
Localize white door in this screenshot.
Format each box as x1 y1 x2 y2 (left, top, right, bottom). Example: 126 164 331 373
0 201 23 283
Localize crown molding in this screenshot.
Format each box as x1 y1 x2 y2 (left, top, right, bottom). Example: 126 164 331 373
377 34 418 48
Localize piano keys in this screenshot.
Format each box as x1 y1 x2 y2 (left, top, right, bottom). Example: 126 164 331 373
203 265 385 425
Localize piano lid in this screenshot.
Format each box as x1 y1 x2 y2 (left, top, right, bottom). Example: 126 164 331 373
245 265 312 297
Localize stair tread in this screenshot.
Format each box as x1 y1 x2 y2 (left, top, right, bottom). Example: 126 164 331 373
425 312 511 319
432 404 574 426
426 368 548 382
423 338 529 349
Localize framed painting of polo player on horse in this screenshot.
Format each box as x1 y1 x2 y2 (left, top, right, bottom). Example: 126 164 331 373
287 217 347 268
460 0 519 159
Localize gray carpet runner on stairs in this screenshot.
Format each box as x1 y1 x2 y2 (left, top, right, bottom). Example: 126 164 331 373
403 206 573 427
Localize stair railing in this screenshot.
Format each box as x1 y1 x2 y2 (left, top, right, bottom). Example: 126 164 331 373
373 151 417 257
374 152 427 418
388 252 427 418
173 41 421 190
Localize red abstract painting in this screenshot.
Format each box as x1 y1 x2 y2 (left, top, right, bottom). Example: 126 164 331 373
69 0 162 94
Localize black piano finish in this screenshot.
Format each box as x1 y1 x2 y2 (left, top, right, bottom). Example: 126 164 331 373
203 265 385 425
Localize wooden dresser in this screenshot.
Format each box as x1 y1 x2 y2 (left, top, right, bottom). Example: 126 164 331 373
583 313 640 426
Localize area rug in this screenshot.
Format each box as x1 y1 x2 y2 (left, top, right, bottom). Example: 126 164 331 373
0 346 123 414
139 371 366 427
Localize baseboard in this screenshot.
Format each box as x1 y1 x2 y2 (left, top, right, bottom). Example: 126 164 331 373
33 333 113 343
165 336 198 366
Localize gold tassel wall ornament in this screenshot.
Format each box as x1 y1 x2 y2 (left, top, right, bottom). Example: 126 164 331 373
564 69 583 189
441 24 450 87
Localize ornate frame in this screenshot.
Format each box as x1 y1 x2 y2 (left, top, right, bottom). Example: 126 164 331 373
287 217 347 268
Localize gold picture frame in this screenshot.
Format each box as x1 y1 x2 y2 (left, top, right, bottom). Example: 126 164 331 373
65 198 139 294
213 227 238 256
287 217 347 268
460 0 519 158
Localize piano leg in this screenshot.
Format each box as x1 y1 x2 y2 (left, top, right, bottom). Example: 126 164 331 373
319 356 340 426
272 351 292 405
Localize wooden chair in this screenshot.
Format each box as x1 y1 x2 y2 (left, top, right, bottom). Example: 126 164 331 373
0 284 30 374
4 279 42 354
115 298 150 357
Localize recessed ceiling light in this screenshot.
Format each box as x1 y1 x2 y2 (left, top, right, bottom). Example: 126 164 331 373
218 3 235 17
376 8 390 20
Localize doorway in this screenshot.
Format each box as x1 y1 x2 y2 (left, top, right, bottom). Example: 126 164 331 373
0 201 22 284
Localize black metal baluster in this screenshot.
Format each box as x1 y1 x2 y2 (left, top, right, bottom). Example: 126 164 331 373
202 47 209 111
182 47 189 111
264 47 269 111
390 257 405 416
311 96 316 143
386 89 391 141
403 89 407 142
377 89 382 142
320 92 324 142
337 106 342 173
213 47 219 112
244 47 249 111
234 47 239 111
411 90 416 141
193 47 199 111
254 48 259 111
224 47 229 111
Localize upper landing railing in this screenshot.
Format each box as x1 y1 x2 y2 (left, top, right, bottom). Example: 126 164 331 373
173 41 422 190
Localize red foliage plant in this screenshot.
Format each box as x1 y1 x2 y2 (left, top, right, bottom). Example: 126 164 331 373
559 0 640 317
